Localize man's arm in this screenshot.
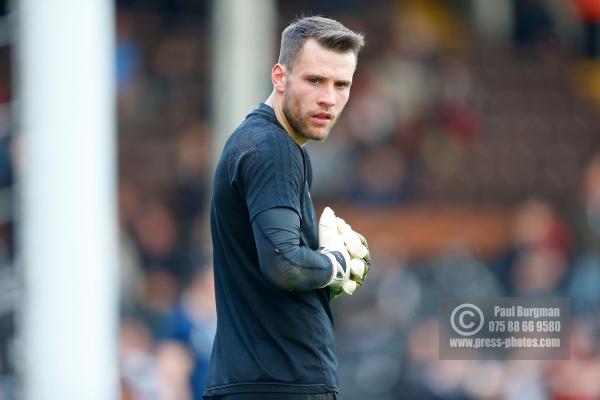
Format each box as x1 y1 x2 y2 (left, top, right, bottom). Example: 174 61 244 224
252 207 333 291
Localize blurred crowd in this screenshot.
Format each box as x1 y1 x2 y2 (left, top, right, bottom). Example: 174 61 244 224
0 0 600 399
334 155 600 399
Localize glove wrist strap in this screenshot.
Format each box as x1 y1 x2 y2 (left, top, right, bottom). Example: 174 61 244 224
319 248 346 288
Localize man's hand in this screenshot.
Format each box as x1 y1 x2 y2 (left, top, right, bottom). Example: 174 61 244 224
318 207 355 297
336 217 370 283
318 207 371 298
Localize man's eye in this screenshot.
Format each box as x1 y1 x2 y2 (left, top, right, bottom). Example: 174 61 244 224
309 78 321 84
335 82 349 89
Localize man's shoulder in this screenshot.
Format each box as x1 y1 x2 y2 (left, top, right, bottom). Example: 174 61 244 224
227 113 301 161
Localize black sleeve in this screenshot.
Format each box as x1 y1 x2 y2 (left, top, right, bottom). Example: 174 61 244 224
252 207 333 291
233 131 304 221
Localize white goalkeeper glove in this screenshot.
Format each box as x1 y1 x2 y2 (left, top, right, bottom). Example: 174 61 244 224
319 207 371 298
318 207 354 297
335 217 370 284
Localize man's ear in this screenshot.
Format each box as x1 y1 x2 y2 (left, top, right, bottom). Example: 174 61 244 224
271 63 286 93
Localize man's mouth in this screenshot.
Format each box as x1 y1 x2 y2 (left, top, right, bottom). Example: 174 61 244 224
311 112 333 126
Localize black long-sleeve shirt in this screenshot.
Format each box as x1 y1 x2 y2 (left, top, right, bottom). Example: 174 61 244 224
253 207 332 291
206 103 339 398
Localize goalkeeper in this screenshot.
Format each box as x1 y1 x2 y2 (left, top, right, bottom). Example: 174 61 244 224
204 16 368 400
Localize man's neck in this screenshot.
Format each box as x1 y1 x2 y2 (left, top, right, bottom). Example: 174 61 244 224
265 93 307 147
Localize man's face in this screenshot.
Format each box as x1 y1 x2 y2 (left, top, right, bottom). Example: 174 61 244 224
282 39 357 142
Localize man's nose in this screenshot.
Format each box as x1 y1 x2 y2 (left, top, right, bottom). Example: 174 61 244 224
318 85 336 107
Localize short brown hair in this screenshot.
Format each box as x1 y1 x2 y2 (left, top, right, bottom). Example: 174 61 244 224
278 16 365 70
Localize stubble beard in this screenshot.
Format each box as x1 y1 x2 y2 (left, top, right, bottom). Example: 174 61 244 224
282 92 335 142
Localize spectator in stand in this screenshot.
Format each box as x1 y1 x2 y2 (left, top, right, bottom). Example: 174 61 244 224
129 199 192 337
119 318 162 400
568 155 600 313
494 199 572 296
573 0 600 59
157 267 216 400
571 154 600 253
513 0 557 55
116 11 141 97
507 200 571 296
349 145 415 205
544 318 600 399
171 122 211 254
132 199 193 286
572 0 600 102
